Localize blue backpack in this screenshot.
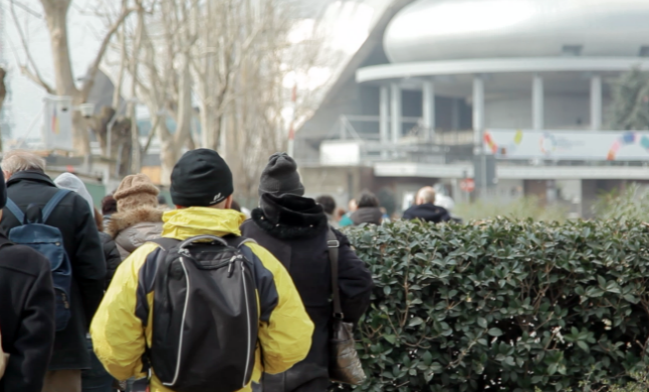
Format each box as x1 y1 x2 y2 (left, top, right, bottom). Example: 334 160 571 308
5 190 73 332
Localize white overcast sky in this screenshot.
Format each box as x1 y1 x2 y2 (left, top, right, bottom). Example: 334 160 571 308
3 0 390 139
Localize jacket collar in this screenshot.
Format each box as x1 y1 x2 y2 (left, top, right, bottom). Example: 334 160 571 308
106 206 164 238
162 207 246 240
252 194 328 240
6 170 56 187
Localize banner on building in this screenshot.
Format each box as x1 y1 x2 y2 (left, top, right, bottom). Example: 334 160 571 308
483 129 649 161
41 95 73 151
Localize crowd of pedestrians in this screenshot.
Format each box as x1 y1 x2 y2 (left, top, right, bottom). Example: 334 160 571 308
0 147 453 392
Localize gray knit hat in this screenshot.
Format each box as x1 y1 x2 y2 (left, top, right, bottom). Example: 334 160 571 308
258 153 305 197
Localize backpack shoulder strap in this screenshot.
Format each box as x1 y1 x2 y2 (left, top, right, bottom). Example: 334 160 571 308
327 226 343 319
148 237 182 251
42 189 72 223
4 199 25 225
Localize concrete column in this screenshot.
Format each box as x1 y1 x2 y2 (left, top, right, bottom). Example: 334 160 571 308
422 80 435 141
532 74 544 130
390 83 402 144
472 75 485 145
590 75 602 130
379 86 389 144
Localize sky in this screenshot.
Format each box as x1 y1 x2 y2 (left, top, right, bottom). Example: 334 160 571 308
2 0 391 140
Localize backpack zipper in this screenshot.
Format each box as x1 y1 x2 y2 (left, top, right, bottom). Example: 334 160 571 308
163 257 191 388
241 263 252 388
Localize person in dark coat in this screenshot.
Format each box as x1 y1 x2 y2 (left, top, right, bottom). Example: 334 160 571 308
0 168 56 392
0 151 106 392
101 195 117 229
93 207 122 288
402 186 452 223
350 191 383 226
241 152 374 392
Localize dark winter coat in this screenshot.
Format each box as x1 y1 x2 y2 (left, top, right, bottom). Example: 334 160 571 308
241 193 374 392
350 206 383 226
0 233 56 392
0 170 106 370
99 232 122 289
402 203 452 223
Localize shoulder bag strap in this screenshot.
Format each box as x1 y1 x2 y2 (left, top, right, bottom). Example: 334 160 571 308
42 189 72 223
327 227 343 319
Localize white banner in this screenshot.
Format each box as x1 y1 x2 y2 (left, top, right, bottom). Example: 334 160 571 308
483 129 649 161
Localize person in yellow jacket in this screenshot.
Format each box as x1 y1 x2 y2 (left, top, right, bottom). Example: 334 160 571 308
90 149 314 392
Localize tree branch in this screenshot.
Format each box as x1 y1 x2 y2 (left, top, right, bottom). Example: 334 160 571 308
10 0 54 94
81 4 138 101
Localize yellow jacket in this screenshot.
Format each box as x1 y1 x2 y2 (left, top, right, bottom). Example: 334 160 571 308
90 207 314 392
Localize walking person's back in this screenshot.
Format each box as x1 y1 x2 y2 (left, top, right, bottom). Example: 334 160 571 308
106 175 164 259
0 169 57 392
0 151 106 392
91 149 314 392
241 153 374 392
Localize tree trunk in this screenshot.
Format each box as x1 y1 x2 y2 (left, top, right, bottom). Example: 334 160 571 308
41 0 91 155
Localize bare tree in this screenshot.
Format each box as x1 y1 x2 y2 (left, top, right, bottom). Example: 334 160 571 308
11 0 136 155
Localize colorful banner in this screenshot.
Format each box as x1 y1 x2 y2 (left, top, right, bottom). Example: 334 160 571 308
483 129 649 161
41 95 73 150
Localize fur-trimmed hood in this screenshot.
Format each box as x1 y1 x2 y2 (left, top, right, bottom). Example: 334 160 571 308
107 207 164 258
251 193 328 240
106 206 164 238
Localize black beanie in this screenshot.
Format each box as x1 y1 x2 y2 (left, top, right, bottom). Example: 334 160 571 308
258 153 305 197
0 168 6 209
170 149 233 207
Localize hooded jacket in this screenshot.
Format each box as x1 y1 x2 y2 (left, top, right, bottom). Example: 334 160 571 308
90 207 314 392
106 207 164 259
402 203 452 223
54 173 96 217
241 194 373 392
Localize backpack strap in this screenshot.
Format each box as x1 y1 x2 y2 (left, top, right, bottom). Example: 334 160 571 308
42 190 72 223
4 199 25 225
327 226 343 319
149 237 182 251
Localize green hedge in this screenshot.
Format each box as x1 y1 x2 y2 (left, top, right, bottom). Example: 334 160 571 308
341 219 649 392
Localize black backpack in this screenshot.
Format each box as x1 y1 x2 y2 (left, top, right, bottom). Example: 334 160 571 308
141 235 259 392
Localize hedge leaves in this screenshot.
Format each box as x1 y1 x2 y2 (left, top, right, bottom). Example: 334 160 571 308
341 219 649 391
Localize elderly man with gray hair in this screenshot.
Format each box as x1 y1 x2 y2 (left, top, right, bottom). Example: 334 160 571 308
0 150 106 392
402 186 452 223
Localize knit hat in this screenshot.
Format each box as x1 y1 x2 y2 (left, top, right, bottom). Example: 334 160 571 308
258 153 304 197
0 169 6 210
113 174 159 212
170 149 233 207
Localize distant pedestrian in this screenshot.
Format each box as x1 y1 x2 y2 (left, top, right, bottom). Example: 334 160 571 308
91 149 314 392
101 195 117 229
55 173 118 392
92 208 122 288
0 168 56 392
54 173 96 217
1 150 106 392
338 199 357 227
402 186 451 223
349 191 383 226
106 174 163 259
242 153 373 392
315 195 339 228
